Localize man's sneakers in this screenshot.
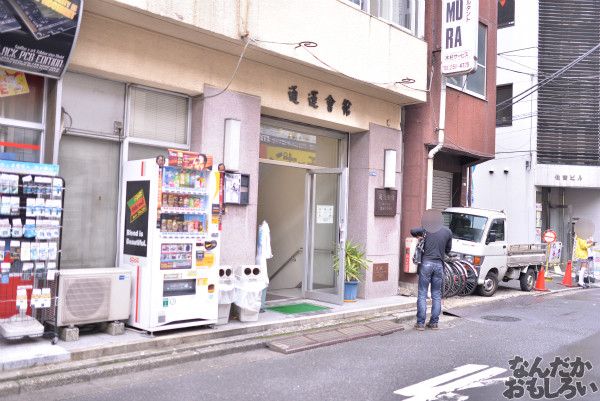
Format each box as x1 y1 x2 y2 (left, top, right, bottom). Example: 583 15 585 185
577 283 588 289
414 322 439 330
426 322 439 330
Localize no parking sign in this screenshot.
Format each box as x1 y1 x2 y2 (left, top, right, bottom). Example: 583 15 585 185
542 230 557 244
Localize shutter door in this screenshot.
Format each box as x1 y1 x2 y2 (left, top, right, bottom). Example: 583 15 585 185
432 171 452 211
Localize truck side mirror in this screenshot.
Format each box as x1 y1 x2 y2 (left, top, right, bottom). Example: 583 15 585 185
486 232 496 244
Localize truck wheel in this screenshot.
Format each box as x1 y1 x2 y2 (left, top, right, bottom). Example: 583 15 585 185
477 272 498 297
520 268 536 292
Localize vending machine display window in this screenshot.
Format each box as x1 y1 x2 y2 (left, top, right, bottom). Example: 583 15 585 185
160 244 192 270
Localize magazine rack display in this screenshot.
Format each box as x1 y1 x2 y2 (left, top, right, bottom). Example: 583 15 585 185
0 161 64 344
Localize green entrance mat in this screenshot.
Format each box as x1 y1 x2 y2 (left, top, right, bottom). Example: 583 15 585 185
265 303 330 315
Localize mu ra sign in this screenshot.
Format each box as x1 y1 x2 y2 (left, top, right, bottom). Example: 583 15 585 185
441 0 479 76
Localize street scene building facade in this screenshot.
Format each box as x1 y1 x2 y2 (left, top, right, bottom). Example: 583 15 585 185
473 0 600 262
0 0 501 302
4 2 600 400
401 0 498 288
44 0 431 302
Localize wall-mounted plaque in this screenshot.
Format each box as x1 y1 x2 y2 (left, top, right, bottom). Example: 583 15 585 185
374 189 397 217
372 263 389 282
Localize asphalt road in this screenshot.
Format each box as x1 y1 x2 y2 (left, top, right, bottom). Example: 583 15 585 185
6 288 600 401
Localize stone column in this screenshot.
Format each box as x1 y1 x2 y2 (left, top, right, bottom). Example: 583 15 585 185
191 85 261 266
348 123 402 299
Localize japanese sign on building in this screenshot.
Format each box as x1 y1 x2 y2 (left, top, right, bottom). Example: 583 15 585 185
0 0 83 78
535 164 597 188
374 188 397 217
441 0 479 76
287 85 352 117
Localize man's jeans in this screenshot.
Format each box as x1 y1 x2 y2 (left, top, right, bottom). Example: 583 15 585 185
416 261 443 325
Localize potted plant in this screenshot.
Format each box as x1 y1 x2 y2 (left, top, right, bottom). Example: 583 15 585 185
333 239 371 302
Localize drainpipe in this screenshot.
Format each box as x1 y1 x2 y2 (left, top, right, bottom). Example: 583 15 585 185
426 76 446 209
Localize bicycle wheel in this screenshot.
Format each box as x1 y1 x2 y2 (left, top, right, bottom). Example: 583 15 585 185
443 262 453 298
448 261 465 296
444 262 462 298
458 261 478 296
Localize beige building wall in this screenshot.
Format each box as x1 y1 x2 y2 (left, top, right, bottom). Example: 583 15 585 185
98 0 426 96
77 0 427 130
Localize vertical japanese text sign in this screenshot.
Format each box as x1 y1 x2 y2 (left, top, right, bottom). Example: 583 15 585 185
441 0 479 76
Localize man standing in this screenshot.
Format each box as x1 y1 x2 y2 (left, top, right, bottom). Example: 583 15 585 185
410 209 453 331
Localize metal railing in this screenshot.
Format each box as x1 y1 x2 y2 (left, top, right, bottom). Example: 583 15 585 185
268 247 335 281
269 248 303 281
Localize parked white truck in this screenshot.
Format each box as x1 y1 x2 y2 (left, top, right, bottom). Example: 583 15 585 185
442 207 547 297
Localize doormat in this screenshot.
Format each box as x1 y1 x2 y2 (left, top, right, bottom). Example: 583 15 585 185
265 303 330 315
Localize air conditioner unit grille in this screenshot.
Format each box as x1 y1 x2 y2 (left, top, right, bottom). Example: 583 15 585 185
63 277 111 323
46 280 58 322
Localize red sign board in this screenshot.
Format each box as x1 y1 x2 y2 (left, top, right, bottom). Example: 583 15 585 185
542 230 557 244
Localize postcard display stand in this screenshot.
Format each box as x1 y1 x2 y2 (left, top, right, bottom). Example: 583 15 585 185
0 162 64 343
119 156 222 333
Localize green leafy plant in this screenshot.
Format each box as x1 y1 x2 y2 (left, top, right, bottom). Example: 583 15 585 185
333 239 371 282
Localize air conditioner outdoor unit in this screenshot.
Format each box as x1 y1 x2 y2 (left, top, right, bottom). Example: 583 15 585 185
49 268 132 327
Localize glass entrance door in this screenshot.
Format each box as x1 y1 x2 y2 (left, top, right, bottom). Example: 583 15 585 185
302 168 348 304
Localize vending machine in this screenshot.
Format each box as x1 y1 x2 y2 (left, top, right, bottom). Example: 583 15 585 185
119 151 221 332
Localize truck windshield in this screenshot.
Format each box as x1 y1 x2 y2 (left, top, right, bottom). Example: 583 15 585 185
442 212 488 242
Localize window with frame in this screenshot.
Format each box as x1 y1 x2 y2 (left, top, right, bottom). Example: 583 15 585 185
447 23 487 98
0 73 45 162
128 86 189 145
345 0 366 10
377 0 416 33
496 84 513 126
498 0 515 28
488 220 505 242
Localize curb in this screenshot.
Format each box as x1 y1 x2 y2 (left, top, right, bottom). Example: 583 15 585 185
68 301 417 362
0 338 268 397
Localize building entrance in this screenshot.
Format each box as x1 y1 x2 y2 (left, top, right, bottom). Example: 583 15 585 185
257 119 347 304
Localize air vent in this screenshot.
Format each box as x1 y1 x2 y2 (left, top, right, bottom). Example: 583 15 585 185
63 276 110 323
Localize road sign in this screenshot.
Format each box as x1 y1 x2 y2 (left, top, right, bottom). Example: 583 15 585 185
542 230 557 244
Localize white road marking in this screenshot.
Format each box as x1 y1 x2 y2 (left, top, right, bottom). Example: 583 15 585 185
394 364 507 401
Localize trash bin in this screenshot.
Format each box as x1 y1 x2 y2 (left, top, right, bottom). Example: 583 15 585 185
217 266 234 325
232 265 267 322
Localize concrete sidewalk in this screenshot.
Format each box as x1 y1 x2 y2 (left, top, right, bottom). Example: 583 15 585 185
0 278 588 397
0 294 415 372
